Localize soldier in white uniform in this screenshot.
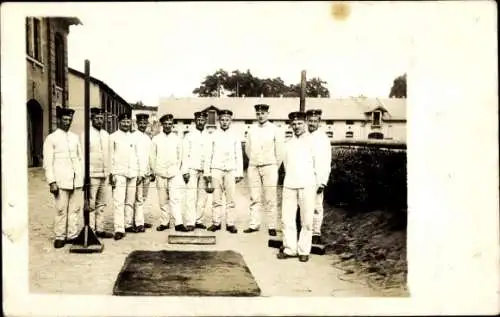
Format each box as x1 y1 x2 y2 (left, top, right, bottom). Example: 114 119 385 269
150 114 188 232
204 109 243 234
88 107 114 239
131 113 154 233
43 106 84 248
306 109 332 245
243 104 284 236
277 111 319 262
181 111 211 231
109 111 142 240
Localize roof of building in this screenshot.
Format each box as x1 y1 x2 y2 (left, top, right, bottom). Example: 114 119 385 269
68 67 130 109
130 103 158 112
158 97 406 121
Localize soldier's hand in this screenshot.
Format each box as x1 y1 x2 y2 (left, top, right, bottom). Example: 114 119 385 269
49 182 59 197
109 174 116 188
136 176 143 186
316 185 325 194
235 176 243 183
149 174 156 182
182 173 190 184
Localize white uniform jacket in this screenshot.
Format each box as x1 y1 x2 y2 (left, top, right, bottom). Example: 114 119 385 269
181 127 211 174
109 129 141 178
132 130 152 177
88 126 110 178
244 121 284 167
282 132 320 189
204 128 243 178
309 128 332 186
43 128 84 189
150 131 182 178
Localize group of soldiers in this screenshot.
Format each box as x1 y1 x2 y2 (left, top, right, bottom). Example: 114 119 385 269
42 103 331 262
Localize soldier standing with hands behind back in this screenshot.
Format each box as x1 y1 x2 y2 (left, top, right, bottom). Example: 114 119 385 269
306 109 332 245
109 111 142 240
87 107 114 239
277 111 318 262
131 113 154 233
204 109 243 234
43 106 84 248
181 111 211 231
243 104 284 236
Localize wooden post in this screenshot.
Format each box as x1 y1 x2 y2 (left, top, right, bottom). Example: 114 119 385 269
296 70 307 239
69 60 104 253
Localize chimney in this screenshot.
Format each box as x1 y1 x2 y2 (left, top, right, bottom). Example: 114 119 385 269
280 94 283 98
260 93 264 98
242 94 245 98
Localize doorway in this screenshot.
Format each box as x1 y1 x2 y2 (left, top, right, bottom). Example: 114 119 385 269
27 99 43 167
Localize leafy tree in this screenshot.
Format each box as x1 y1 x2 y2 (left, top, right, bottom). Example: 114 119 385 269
389 73 407 98
192 69 330 97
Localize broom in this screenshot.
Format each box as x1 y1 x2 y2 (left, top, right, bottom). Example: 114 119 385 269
70 59 104 253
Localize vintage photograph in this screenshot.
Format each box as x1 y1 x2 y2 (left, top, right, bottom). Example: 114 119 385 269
26 2 409 297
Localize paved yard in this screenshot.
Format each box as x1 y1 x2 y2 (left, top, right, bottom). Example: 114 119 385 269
29 167 398 297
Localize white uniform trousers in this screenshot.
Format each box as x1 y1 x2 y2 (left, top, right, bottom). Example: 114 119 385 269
184 169 208 226
281 186 315 256
113 175 137 233
53 188 83 240
156 175 183 226
313 191 324 236
247 164 278 230
211 169 236 226
89 177 107 232
134 177 150 227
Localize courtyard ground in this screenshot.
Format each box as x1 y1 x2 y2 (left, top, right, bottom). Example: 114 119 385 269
29 167 406 297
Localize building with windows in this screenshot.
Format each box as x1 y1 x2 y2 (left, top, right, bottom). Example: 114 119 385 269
129 103 158 137
157 97 406 141
26 17 82 167
68 67 132 138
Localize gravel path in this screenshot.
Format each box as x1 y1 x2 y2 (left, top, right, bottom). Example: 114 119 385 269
29 167 395 297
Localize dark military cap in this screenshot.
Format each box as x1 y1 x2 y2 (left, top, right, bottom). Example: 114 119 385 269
90 107 104 115
159 114 174 123
218 109 233 116
56 106 75 118
194 111 208 118
136 113 150 121
254 104 270 112
306 109 323 117
288 111 307 121
117 112 132 121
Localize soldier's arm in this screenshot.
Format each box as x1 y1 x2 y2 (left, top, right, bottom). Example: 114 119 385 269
203 137 214 177
244 127 251 158
235 136 244 178
177 136 183 172
42 135 56 185
322 134 332 185
149 137 157 174
108 134 116 175
274 126 285 166
180 134 190 175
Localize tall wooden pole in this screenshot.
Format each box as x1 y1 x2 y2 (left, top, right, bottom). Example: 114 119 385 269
300 70 306 112
69 59 104 253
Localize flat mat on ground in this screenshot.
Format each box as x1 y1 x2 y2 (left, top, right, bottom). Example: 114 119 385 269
113 250 261 296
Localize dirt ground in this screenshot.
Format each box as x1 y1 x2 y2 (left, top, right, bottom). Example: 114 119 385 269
29 167 406 297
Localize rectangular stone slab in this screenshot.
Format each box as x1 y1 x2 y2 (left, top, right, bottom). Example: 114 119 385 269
168 234 216 245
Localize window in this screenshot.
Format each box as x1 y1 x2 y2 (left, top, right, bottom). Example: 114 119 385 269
346 120 354 125
372 111 381 126
33 18 42 62
326 131 333 139
184 119 192 125
368 132 384 140
207 110 216 125
25 18 31 55
345 131 354 138
326 120 334 125
54 33 65 88
244 120 253 125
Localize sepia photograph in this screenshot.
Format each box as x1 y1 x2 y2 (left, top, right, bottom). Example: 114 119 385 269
25 1 408 298
3 1 499 316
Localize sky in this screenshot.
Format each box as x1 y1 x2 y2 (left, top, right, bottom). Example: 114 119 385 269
67 2 411 107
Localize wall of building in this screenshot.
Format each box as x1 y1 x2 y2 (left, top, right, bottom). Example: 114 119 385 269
67 72 101 139
26 17 72 167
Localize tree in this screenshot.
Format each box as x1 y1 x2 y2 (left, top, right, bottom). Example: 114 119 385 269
389 73 407 98
192 69 330 97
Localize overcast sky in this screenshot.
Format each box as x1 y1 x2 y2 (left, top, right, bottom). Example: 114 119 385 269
67 2 410 107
